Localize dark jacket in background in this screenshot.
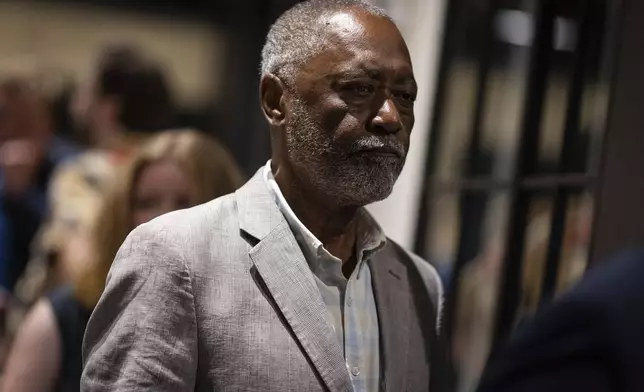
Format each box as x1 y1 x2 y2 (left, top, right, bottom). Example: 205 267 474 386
48 285 92 392
477 248 644 392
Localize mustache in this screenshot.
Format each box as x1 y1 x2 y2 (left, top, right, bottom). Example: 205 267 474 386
348 135 407 158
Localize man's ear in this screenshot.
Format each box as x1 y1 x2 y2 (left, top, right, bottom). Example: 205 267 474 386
260 73 288 127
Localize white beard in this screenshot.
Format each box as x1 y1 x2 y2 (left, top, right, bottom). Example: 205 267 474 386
284 97 406 207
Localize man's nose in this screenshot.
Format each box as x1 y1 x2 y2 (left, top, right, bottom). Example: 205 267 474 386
372 98 402 134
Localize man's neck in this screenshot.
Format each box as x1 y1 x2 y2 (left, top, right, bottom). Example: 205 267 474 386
274 165 359 264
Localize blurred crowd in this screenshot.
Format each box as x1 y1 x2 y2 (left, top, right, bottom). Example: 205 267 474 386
0 43 245 390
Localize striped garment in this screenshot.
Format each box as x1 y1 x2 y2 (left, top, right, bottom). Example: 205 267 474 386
264 161 385 392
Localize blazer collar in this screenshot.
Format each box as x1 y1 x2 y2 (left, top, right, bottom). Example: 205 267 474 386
234 168 354 392
235 167 285 242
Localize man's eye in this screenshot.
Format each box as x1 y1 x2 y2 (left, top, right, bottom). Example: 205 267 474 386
395 92 416 102
349 84 375 96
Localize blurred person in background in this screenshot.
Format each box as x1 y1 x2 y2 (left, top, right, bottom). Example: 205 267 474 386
69 44 173 150
0 78 79 300
1 129 243 392
16 44 175 304
82 1 445 391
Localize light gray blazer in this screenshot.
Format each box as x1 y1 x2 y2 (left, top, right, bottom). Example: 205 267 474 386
81 169 444 392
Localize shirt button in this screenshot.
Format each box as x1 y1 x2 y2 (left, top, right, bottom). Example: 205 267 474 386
351 366 360 376
347 297 353 307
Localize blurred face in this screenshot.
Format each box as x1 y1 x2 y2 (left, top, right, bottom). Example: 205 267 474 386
0 91 51 148
71 77 106 140
131 160 194 228
71 76 117 145
70 78 94 132
280 9 416 206
0 91 52 196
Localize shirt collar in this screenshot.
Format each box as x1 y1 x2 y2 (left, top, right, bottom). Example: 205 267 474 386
263 160 386 270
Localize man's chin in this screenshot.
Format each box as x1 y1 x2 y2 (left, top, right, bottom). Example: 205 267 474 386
332 180 397 207
307 160 403 206
358 186 396 205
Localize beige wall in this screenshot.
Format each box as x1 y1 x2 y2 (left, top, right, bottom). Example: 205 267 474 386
0 2 223 106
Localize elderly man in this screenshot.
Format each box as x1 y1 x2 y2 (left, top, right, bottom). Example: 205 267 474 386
81 1 444 391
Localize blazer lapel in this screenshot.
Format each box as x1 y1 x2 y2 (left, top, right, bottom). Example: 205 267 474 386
370 246 411 392
236 169 354 392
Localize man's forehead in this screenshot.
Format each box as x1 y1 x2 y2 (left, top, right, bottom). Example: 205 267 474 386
324 11 367 39
290 8 412 87
330 59 415 80
308 16 411 71
320 10 409 58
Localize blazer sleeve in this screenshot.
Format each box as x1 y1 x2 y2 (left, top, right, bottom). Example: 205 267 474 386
476 293 614 392
81 222 198 391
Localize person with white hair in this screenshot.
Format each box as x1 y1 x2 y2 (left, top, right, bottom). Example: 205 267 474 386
82 1 445 391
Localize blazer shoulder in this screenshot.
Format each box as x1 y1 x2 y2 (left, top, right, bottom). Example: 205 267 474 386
117 193 240 264
141 193 238 236
160 192 237 221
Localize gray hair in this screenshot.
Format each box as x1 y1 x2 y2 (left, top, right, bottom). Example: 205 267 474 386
260 0 392 81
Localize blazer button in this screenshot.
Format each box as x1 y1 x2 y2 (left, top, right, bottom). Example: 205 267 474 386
351 366 360 376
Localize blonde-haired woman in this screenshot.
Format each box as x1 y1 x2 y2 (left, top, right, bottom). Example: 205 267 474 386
1 129 243 392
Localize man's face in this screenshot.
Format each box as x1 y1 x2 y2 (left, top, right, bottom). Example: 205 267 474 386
283 9 416 207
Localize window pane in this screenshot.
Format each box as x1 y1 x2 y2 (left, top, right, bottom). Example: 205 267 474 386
433 5 536 182
517 190 593 319
518 194 555 317
442 189 592 391
535 0 613 175
434 60 531 180
421 191 512 277
434 62 478 181
556 192 593 292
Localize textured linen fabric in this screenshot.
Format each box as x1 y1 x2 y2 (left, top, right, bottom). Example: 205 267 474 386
81 168 444 392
